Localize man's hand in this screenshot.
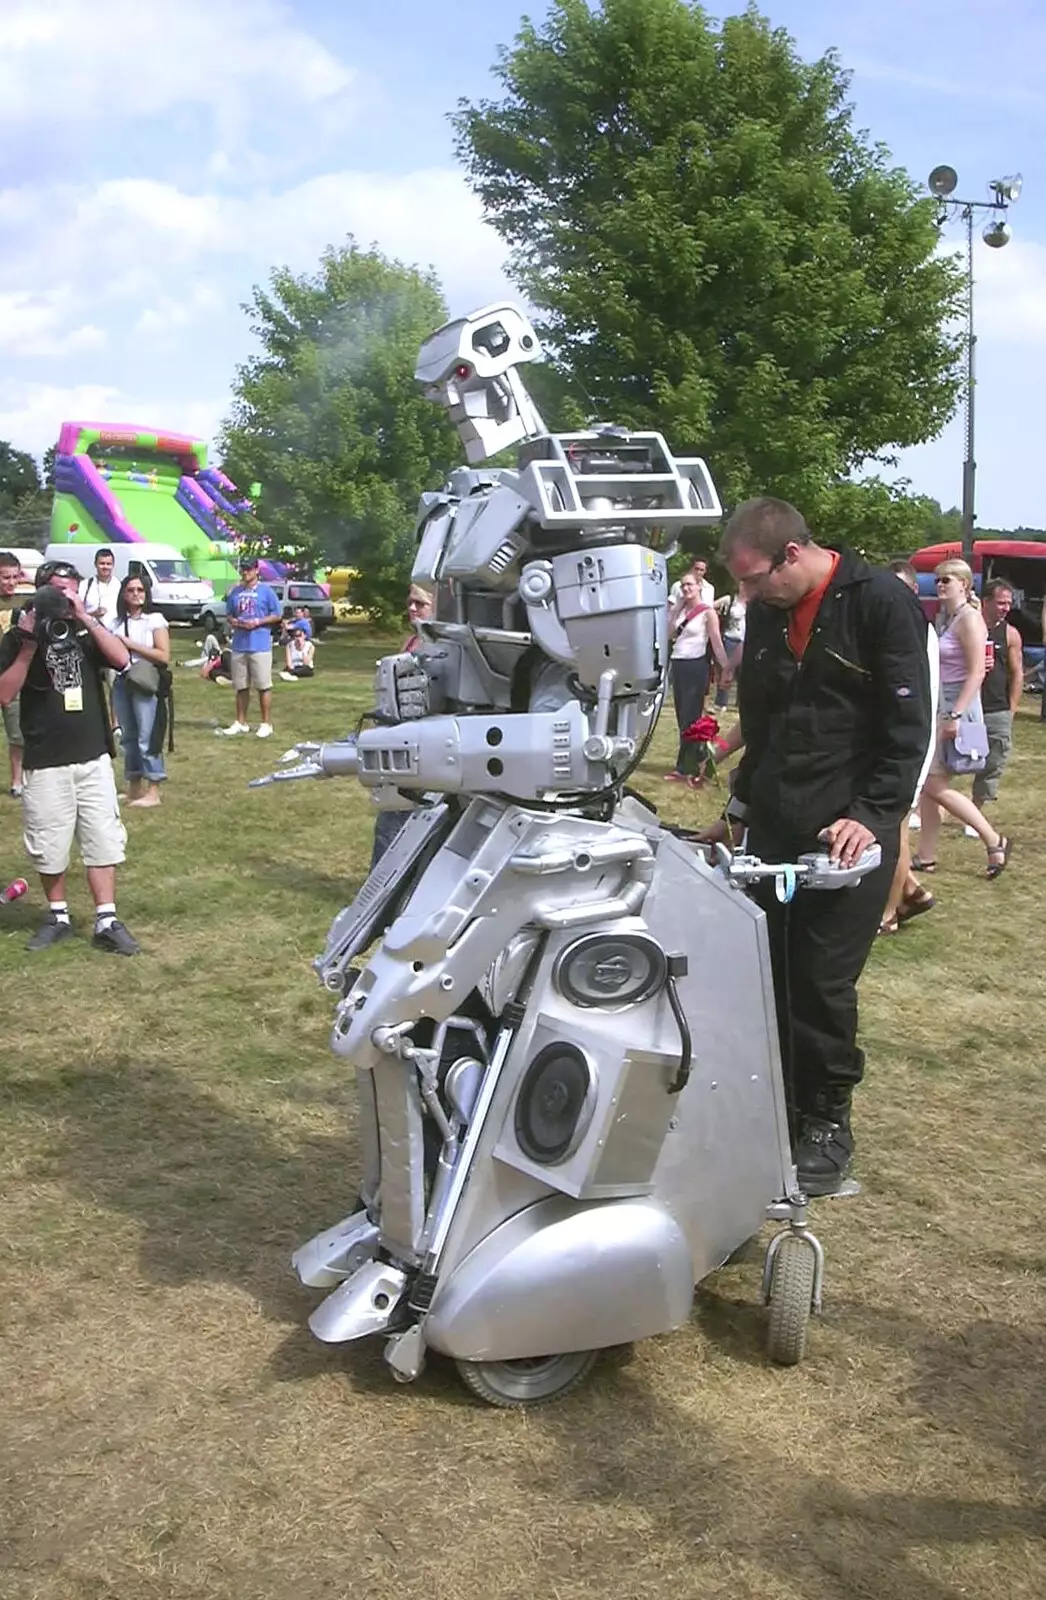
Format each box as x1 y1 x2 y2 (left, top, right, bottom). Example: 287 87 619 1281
820 817 876 868
695 817 745 848
17 606 35 638
66 589 90 625
939 716 958 739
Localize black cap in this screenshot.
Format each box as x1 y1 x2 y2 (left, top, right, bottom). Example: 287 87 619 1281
240 554 259 571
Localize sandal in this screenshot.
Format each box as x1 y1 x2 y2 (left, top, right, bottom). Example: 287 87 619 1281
910 857 937 874
986 835 1012 880
877 915 900 936
897 886 935 925
663 771 687 783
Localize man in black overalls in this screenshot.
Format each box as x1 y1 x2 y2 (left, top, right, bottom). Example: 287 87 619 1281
707 498 932 1194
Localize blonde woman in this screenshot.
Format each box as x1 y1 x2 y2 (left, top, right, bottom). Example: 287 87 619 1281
915 560 1011 879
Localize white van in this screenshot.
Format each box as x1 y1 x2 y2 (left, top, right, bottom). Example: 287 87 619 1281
43 543 214 624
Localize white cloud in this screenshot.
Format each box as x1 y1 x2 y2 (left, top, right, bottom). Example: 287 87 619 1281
0 380 228 466
0 161 515 471
0 292 107 358
133 284 224 338
0 381 121 458
0 167 514 334
971 240 1046 343
0 0 355 134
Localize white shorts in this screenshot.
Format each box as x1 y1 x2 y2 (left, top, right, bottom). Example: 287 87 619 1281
22 755 127 876
230 649 273 692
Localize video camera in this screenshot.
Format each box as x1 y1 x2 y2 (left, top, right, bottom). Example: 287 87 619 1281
29 585 76 647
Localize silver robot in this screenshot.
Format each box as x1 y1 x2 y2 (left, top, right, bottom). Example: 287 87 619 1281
256 304 877 1408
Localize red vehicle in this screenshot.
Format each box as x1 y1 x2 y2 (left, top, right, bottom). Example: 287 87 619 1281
911 539 1046 649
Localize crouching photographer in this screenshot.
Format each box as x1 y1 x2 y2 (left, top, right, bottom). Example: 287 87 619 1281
0 560 140 955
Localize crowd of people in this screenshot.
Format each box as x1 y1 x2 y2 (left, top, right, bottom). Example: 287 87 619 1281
673 504 1029 1195
0 518 1035 1200
0 548 326 957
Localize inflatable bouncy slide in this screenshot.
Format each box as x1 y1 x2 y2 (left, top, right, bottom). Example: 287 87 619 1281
50 423 264 590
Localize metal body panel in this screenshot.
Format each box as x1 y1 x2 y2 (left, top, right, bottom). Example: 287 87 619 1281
292 1210 378 1289
642 833 797 1277
424 1196 694 1360
307 1261 408 1344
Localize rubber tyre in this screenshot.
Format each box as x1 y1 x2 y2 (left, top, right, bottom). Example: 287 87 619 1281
766 1235 816 1366
200 610 217 634
455 1350 599 1409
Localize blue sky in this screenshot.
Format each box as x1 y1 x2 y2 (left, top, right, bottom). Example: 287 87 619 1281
1 0 1042 528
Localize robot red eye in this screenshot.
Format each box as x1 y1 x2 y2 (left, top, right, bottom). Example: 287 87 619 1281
454 363 472 380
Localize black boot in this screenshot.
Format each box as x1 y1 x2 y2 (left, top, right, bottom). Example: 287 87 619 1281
795 1091 854 1197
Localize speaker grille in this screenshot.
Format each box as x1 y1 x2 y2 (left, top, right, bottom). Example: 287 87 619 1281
554 933 667 1009
514 1044 596 1165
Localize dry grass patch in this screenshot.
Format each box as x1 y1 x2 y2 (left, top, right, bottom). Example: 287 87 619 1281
1 633 1044 1599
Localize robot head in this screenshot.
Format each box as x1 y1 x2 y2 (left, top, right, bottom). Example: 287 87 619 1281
416 304 545 464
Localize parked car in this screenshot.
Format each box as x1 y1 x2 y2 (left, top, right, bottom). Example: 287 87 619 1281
195 578 335 636
912 538 1046 657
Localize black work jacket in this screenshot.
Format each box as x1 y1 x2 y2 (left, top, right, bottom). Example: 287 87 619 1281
732 548 932 847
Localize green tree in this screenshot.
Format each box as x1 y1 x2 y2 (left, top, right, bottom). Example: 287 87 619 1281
219 241 460 619
0 441 42 516
454 0 964 526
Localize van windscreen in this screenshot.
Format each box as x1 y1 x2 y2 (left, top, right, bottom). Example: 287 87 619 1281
150 560 196 582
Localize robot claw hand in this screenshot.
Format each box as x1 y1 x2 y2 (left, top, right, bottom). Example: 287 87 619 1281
248 737 359 789
712 842 882 901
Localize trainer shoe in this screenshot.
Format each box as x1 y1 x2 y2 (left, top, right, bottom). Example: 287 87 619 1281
92 919 140 956
964 824 980 839
26 914 73 952
256 722 273 738
216 721 250 736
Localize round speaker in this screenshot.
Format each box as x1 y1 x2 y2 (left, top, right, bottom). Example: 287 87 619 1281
514 1044 596 1165
554 933 668 1009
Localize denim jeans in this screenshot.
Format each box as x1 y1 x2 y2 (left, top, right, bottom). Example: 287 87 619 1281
112 676 166 784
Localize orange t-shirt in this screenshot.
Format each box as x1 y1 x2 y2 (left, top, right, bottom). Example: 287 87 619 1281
787 552 840 660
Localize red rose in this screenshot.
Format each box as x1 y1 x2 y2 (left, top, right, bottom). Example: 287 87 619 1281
682 714 720 743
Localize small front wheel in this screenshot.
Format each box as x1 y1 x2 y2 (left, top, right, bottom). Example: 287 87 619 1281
456 1349 599 1409
766 1234 816 1366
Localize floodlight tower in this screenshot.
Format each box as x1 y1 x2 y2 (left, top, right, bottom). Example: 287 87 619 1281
928 165 1022 561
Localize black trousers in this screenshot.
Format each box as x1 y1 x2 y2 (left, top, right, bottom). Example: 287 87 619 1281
747 821 898 1121
671 656 710 774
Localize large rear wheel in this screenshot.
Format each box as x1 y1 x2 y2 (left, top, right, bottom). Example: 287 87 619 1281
456 1349 599 1409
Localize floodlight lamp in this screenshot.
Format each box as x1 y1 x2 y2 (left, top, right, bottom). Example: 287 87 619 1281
928 164 958 197
982 219 1012 249
993 173 1023 203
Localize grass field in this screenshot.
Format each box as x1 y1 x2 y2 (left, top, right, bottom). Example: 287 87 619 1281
2 627 1044 1600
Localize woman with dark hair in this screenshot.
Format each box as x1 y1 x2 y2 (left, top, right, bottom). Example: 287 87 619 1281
109 573 171 807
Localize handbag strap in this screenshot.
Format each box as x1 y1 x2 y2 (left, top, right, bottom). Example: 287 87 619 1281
672 603 707 642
